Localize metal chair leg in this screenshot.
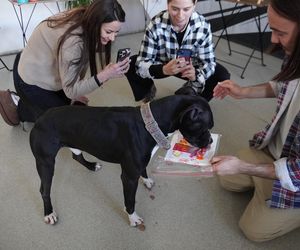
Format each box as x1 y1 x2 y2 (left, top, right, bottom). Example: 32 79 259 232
0 58 12 71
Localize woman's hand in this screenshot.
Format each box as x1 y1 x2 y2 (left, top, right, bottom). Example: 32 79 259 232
73 95 89 105
117 56 130 74
97 57 130 83
211 155 244 176
213 80 245 100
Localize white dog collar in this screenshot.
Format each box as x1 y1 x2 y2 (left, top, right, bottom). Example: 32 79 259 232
140 102 171 150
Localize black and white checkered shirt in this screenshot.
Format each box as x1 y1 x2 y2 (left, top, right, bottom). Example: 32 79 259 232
136 10 216 90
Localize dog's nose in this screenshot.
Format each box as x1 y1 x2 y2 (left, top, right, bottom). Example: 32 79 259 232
209 137 213 145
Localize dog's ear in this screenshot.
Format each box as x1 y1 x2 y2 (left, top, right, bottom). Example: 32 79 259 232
179 104 214 129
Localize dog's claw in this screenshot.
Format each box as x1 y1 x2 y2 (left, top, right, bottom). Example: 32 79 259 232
129 213 144 227
132 219 144 227
124 209 144 227
44 211 58 225
141 177 155 190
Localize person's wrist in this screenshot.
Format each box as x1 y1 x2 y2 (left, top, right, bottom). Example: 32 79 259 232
94 75 103 87
162 65 169 76
190 74 196 81
97 71 109 84
241 87 250 98
239 162 254 175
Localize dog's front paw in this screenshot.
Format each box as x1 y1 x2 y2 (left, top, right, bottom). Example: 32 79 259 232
141 177 155 190
128 211 144 227
44 211 58 225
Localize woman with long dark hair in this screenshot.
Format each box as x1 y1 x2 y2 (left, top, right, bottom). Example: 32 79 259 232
0 0 128 126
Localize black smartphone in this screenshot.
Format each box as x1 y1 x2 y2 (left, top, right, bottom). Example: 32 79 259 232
116 48 131 62
176 49 192 62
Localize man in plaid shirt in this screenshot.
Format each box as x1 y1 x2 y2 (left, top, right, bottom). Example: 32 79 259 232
212 0 300 242
125 0 230 102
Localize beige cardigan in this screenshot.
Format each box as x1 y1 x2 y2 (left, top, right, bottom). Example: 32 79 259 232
18 21 99 99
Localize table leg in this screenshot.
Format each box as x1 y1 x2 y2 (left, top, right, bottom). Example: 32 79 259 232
10 1 63 48
11 2 37 47
0 58 12 71
216 1 235 55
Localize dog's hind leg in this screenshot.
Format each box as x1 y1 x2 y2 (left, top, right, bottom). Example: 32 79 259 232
121 170 144 227
140 169 155 190
70 148 102 171
35 157 58 225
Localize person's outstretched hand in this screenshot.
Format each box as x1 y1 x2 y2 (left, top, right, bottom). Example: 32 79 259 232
213 80 245 99
211 155 244 176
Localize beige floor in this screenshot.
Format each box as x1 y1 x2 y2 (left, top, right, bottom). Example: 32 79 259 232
0 32 299 250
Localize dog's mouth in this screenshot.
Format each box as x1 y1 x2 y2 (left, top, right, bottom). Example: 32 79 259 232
181 130 213 149
189 137 213 148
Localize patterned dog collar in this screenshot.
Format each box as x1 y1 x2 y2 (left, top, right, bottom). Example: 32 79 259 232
140 102 171 150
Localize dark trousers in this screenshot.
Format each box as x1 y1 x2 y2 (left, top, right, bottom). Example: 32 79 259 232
125 55 230 101
13 53 71 122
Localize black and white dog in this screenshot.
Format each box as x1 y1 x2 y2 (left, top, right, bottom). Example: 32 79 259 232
30 95 213 227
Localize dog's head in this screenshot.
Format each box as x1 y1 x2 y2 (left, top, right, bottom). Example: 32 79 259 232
176 103 214 148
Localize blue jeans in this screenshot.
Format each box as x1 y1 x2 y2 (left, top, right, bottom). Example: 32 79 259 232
13 53 71 122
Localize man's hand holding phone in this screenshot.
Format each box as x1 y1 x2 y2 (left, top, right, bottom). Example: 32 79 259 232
176 49 195 81
163 48 195 80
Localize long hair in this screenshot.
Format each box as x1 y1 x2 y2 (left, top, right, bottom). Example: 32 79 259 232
270 0 300 82
46 0 125 87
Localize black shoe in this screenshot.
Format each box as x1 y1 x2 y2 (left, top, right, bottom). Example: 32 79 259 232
72 101 87 106
175 85 197 96
142 85 157 103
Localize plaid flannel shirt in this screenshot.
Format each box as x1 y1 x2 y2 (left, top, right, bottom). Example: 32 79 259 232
249 79 300 208
136 10 216 91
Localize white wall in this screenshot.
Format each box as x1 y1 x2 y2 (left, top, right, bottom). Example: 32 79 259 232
141 0 166 19
141 0 269 36
0 0 269 55
0 1 66 54
0 0 147 55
